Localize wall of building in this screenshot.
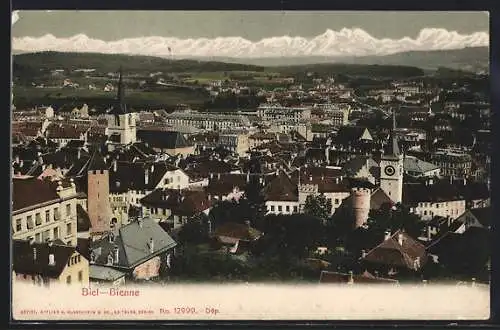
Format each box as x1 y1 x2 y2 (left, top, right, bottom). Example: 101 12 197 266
266 201 300 215
58 251 90 286
132 255 162 280
13 199 78 246
411 199 466 221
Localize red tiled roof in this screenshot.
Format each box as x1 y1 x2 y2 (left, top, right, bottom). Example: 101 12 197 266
362 230 427 270
12 178 61 212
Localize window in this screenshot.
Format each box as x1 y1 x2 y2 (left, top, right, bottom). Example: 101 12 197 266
45 210 50 223
27 216 34 229
42 230 50 242
35 213 42 226
66 276 71 284
286 205 290 212
270 205 275 212
66 223 72 236
278 205 282 212
78 271 83 282
54 208 60 221
424 211 427 216
35 233 41 242
66 204 71 216
335 199 339 205
77 255 81 263
53 227 59 239
293 206 298 213
15 219 22 232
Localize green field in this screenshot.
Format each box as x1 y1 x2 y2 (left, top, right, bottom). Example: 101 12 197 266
13 86 210 111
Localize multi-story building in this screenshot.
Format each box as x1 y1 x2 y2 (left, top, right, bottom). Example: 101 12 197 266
257 103 311 124
12 177 79 246
404 180 466 221
163 111 251 131
430 151 472 179
12 239 89 287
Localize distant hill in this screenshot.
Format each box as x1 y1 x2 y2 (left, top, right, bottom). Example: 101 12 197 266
13 51 425 80
12 51 267 74
199 47 489 72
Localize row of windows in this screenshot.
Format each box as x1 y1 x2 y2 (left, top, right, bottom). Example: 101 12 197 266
418 201 464 208
164 176 182 184
268 205 298 213
67 255 82 267
14 204 72 232
66 270 84 284
24 223 73 243
417 208 461 216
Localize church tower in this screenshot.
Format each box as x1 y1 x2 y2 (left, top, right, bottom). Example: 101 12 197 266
87 148 113 237
379 111 403 204
106 67 137 151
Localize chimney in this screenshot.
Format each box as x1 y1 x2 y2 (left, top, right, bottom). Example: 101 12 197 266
398 232 404 246
149 238 154 253
347 271 354 284
384 231 391 241
107 253 114 265
113 246 119 264
48 253 55 266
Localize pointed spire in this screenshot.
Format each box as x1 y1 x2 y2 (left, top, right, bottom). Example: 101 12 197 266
117 66 125 107
383 109 400 159
391 109 400 156
109 67 127 115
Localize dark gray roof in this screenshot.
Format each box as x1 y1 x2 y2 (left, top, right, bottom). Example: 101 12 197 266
404 156 440 174
90 218 177 270
89 265 127 281
137 130 193 150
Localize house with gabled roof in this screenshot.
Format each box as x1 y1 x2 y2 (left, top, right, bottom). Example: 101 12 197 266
139 188 212 230
89 218 177 282
360 229 428 278
263 170 299 215
12 239 89 287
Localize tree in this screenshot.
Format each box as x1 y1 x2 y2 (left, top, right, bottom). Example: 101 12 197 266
303 194 332 223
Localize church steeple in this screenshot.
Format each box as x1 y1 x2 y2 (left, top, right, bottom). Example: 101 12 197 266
384 109 400 158
109 67 127 115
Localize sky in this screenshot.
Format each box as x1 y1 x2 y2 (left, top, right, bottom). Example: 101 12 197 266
11 11 490 58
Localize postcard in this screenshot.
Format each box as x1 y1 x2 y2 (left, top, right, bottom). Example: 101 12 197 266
10 10 490 321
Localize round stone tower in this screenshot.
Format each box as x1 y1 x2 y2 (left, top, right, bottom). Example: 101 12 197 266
351 187 371 228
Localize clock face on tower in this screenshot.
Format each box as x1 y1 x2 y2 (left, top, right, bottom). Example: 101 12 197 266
384 165 396 176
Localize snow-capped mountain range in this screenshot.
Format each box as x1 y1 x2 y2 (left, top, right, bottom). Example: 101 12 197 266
12 28 488 59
